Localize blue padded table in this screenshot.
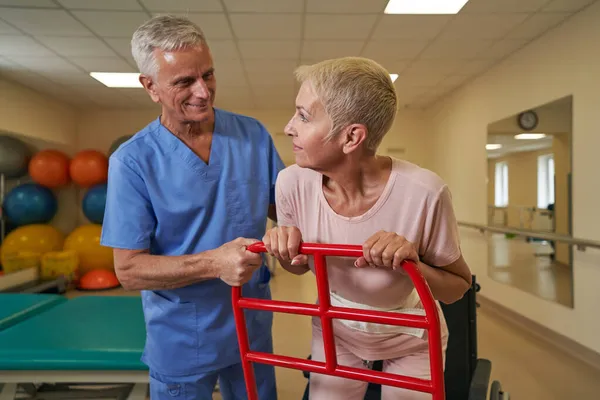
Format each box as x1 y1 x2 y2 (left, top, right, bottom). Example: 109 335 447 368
0 295 148 400
0 293 66 331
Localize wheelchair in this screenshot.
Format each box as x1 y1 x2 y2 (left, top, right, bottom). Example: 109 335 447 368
301 275 510 399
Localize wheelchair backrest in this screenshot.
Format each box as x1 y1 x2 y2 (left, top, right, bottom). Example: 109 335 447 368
440 274 479 399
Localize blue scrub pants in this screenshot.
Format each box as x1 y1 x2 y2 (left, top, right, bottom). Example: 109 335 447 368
149 361 276 400
148 336 277 400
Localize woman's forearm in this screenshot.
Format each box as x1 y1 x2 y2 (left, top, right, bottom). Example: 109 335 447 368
417 261 471 304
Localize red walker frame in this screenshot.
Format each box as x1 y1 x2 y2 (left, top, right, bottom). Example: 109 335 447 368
232 242 445 400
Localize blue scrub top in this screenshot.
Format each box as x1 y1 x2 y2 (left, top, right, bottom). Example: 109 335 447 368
100 108 285 376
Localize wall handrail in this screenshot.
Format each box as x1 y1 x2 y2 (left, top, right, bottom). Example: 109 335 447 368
458 221 600 251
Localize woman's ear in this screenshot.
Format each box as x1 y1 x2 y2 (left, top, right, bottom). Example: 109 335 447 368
341 124 368 154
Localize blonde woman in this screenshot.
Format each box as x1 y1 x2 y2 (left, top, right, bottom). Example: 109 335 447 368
263 57 472 399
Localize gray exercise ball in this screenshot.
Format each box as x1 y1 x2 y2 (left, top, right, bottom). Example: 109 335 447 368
0 134 32 179
108 135 133 157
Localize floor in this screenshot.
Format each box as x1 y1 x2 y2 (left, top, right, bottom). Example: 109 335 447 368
477 307 600 400
487 233 573 307
62 259 598 400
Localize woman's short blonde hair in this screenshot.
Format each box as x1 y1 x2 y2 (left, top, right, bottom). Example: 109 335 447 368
294 57 398 152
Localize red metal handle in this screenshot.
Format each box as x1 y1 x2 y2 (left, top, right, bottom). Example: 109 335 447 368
233 242 445 400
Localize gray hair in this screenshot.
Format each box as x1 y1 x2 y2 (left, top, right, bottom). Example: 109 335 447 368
131 15 208 77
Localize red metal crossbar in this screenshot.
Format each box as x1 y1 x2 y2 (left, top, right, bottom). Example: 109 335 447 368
232 242 445 400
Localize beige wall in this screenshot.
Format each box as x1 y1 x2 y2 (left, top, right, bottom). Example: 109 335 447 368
0 78 77 145
77 107 431 170
76 108 159 153
426 2 599 354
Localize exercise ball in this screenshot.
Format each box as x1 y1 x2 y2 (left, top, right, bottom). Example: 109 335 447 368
69 150 108 188
3 183 58 225
108 135 133 157
0 224 64 265
77 269 120 291
64 224 113 274
0 134 32 179
29 149 70 188
82 184 107 224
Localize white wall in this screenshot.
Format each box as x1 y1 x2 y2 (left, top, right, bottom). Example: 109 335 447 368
425 3 600 354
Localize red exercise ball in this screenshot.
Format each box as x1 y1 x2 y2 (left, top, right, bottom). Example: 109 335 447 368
77 269 120 291
69 150 108 188
28 149 71 188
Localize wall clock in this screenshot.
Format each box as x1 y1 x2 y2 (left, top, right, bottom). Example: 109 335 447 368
517 110 538 130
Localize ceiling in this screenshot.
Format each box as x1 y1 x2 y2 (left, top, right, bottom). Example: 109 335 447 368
0 0 596 111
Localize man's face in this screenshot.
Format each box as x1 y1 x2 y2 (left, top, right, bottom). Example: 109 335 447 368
141 44 216 124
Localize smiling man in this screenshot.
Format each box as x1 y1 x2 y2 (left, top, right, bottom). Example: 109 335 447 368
99 15 283 400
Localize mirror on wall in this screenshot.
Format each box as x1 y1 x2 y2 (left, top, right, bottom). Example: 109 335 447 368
486 95 573 308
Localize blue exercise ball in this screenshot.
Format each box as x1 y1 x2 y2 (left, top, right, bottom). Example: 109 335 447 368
82 184 107 224
3 183 58 226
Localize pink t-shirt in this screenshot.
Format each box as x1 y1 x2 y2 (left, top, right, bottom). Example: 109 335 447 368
275 157 462 309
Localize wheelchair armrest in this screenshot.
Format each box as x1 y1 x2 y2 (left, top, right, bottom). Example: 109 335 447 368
468 358 492 400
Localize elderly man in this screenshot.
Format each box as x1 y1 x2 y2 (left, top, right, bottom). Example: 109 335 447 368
100 15 283 399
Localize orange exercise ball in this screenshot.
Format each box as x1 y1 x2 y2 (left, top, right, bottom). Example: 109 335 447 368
28 149 71 188
69 150 108 188
77 269 120 291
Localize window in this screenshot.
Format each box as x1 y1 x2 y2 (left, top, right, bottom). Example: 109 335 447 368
494 161 509 207
538 154 555 209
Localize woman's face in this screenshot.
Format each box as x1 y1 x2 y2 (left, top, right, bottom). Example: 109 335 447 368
284 81 345 170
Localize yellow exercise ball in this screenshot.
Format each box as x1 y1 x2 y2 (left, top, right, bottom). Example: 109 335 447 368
64 224 113 274
1 224 64 266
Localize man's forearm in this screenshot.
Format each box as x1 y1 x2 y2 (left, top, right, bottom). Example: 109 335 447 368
116 251 219 291
417 262 471 304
